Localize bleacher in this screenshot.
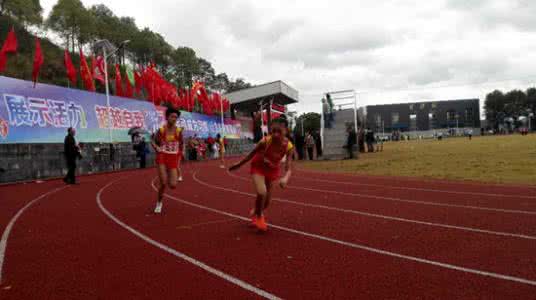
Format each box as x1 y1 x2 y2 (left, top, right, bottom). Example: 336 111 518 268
322 109 356 160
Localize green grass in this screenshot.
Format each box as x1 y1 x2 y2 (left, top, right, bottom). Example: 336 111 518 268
302 135 536 185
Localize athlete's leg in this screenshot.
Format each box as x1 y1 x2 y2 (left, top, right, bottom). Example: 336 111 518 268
264 178 273 211
252 173 267 217
168 168 178 190
155 164 168 213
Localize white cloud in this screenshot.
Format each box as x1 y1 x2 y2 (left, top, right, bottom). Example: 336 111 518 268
40 0 536 116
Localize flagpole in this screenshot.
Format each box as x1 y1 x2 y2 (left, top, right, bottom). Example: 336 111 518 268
220 92 225 136
103 47 113 144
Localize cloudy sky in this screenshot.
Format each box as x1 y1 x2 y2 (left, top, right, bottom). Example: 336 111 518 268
42 0 536 116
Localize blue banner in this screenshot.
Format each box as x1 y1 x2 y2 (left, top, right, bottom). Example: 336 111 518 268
0 76 241 144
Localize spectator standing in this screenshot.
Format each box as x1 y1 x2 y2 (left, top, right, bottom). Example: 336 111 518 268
136 137 148 168
314 131 322 158
358 128 365 152
295 133 304 160
345 126 357 159
63 127 81 184
366 129 375 152
376 135 384 152
305 132 315 160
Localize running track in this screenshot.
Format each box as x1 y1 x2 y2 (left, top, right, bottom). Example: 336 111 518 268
1 161 536 299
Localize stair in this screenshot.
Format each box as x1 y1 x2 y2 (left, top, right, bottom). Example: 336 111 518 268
322 109 357 160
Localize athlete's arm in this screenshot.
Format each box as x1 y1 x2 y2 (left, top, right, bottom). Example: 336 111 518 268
151 131 161 152
279 148 293 188
228 140 265 171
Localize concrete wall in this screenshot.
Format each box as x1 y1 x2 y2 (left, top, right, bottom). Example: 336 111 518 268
0 139 255 184
0 143 148 183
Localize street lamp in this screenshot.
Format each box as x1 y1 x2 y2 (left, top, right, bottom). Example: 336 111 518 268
93 39 130 144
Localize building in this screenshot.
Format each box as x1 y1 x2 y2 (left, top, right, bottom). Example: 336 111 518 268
224 81 299 141
366 99 480 133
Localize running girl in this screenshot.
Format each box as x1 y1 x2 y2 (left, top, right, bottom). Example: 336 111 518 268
229 117 293 231
151 107 183 214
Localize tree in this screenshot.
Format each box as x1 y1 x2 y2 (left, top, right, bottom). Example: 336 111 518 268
47 0 95 52
0 0 42 25
295 113 321 135
503 89 527 119
527 88 536 115
167 46 199 88
211 73 230 92
226 78 252 93
484 90 506 129
195 57 215 86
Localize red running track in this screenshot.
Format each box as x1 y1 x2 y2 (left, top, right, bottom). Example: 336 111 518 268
0 161 535 299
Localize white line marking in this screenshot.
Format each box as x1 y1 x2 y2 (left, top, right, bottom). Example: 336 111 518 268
154 176 536 287
97 179 281 300
0 186 68 283
205 172 536 240
227 171 536 215
178 219 237 229
294 170 536 199
295 167 536 189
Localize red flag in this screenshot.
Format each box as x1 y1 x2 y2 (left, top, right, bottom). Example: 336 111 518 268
32 38 44 86
1 27 18 53
0 27 18 73
91 56 105 84
115 64 123 97
134 70 142 95
125 76 133 98
79 48 95 91
64 50 77 86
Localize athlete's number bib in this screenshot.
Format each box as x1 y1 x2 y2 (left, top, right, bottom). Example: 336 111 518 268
162 141 179 154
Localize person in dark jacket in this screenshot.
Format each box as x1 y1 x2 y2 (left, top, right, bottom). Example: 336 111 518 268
345 127 357 159
314 131 322 157
295 132 304 160
63 127 81 184
137 137 148 168
366 128 375 152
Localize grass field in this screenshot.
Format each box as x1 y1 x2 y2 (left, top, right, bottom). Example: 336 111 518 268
302 134 536 185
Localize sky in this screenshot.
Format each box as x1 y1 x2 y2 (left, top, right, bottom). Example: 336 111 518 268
41 0 536 117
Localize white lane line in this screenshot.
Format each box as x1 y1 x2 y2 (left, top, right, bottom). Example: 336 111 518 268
154 176 536 287
227 171 536 216
221 172 536 240
97 179 281 300
294 170 536 199
0 186 68 284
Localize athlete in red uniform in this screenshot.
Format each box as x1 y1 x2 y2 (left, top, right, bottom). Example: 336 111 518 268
229 117 293 231
151 107 183 214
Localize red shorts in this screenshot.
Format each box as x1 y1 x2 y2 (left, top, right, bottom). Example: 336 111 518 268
250 162 280 182
156 153 180 169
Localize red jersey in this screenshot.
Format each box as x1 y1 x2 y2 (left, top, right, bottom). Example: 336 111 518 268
251 136 294 170
157 126 183 154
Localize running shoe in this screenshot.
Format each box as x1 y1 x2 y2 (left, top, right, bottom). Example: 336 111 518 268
256 216 268 232
154 201 163 214
178 176 183 182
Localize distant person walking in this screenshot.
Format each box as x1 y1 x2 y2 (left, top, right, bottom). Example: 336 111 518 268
345 127 357 159
305 132 315 160
63 127 81 184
